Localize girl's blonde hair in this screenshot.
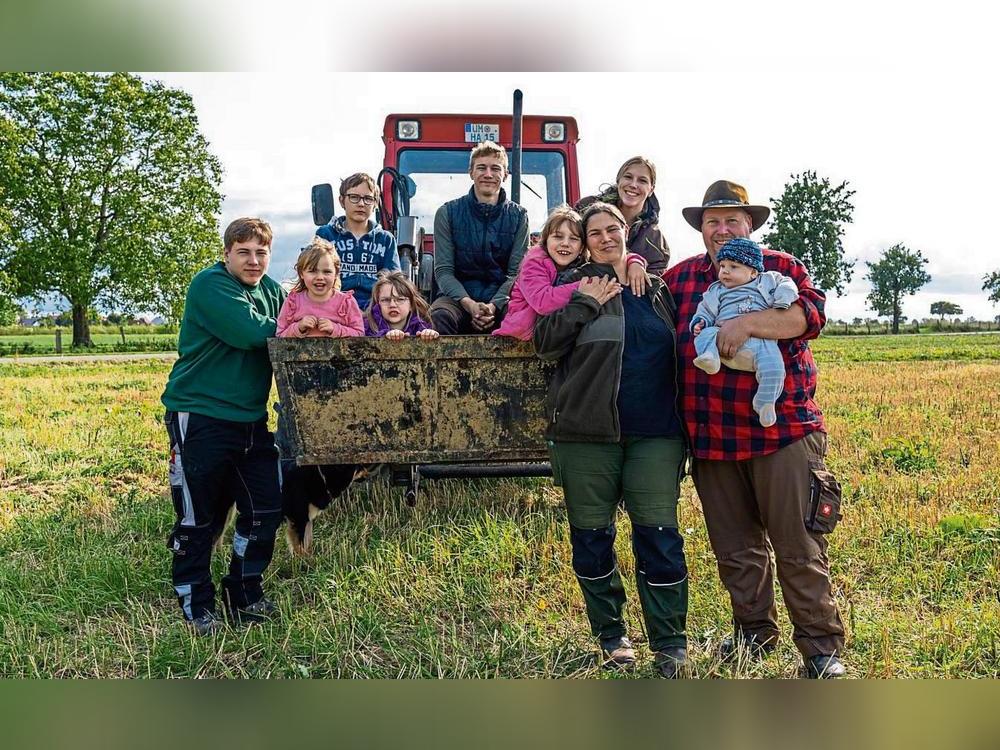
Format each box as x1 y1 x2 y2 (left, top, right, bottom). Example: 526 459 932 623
294 238 342 293
539 205 583 247
615 156 657 188
365 271 431 330
539 204 587 263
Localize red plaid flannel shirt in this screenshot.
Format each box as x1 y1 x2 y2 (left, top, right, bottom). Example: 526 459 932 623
664 248 827 461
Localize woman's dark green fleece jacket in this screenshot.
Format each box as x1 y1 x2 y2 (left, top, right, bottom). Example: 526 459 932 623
533 262 679 443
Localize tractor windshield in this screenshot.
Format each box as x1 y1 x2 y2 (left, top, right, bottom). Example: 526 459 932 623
397 149 567 235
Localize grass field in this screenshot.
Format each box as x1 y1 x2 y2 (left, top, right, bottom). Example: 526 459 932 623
0 332 176 356
0 335 997 678
811 332 1000 362
2 330 996 360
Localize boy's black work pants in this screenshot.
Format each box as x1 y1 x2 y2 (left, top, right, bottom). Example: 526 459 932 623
164 410 283 620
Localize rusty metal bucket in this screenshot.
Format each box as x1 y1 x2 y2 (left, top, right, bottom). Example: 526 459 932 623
269 336 555 467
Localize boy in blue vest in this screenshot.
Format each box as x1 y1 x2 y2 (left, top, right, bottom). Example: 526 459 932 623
315 172 401 312
429 141 529 334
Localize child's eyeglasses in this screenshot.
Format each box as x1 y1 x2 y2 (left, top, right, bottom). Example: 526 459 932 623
345 194 376 206
378 295 408 306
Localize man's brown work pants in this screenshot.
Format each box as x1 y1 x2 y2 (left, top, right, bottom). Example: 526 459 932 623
691 431 846 658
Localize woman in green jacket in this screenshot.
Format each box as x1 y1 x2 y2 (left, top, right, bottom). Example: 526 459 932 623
534 201 689 678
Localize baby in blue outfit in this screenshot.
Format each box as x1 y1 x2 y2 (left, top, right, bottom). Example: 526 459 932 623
691 237 800 427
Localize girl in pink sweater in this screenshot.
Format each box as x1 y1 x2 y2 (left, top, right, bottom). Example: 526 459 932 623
494 205 648 341
277 239 365 338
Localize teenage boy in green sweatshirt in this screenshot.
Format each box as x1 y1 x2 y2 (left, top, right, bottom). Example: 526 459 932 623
161 217 287 635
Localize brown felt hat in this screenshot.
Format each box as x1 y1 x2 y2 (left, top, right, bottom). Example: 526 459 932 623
682 180 771 231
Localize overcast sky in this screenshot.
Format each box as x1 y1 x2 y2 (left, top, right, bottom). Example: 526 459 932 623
147 71 1000 322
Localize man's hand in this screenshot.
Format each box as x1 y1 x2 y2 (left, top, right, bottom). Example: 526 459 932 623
297 315 318 334
460 297 481 317
578 275 622 305
316 318 335 335
385 328 407 341
716 315 751 359
462 298 495 331
714 306 808 357
625 262 648 296
475 302 497 330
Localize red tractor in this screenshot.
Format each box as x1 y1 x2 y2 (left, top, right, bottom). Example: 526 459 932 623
292 93 579 502
311 93 581 300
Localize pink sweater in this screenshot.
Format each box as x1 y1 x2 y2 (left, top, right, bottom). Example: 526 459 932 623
276 288 365 338
493 246 648 341
493 246 579 341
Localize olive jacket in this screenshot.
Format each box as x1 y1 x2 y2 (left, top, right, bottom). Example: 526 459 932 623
533 262 680 443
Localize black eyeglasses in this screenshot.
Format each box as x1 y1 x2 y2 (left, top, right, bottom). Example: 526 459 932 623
345 194 376 206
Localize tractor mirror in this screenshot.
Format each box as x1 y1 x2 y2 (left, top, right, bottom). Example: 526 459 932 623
311 184 335 226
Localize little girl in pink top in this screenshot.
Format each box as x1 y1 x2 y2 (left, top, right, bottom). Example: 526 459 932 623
277 239 365 338
494 205 648 341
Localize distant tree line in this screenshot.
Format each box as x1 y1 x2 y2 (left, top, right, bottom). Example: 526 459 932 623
766 173 1000 334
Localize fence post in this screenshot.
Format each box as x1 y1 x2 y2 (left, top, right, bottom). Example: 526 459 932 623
55 328 62 354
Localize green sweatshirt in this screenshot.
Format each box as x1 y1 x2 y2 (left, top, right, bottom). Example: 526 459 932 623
161 262 287 422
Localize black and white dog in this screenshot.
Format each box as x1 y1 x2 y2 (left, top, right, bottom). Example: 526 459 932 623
280 462 365 555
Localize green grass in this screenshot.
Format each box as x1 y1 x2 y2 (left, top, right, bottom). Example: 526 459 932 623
0 336 998 677
811 332 1000 362
0 333 176 356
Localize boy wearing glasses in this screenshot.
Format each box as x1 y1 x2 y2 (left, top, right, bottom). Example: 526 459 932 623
315 172 401 311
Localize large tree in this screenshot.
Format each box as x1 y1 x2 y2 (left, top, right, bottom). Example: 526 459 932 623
0 72 223 345
865 244 931 334
763 170 856 296
984 271 1000 305
930 300 963 320
0 269 21 326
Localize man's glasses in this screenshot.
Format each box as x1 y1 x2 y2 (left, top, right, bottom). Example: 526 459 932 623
378 295 408 306
345 194 376 206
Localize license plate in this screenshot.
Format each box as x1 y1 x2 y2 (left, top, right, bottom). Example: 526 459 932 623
465 123 500 143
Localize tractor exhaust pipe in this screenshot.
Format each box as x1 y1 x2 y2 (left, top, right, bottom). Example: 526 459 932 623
510 89 523 205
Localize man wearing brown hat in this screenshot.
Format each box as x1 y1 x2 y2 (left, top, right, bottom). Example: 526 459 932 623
664 180 846 678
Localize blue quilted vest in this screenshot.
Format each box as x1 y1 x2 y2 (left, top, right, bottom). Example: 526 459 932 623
445 187 525 303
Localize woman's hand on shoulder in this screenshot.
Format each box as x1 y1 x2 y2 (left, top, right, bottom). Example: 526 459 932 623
577 275 622 305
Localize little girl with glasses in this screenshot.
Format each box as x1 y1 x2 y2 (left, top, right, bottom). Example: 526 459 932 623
364 271 439 340
277 239 365 338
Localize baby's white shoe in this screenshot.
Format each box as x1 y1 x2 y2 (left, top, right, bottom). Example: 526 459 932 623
757 403 777 428
693 352 721 375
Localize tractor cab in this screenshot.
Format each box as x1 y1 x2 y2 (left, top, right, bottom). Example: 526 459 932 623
311 112 581 296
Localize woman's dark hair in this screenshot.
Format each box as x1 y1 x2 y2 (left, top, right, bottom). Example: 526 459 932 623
581 201 628 233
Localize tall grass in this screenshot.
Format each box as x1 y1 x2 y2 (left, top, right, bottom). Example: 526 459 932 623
0 338 997 678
